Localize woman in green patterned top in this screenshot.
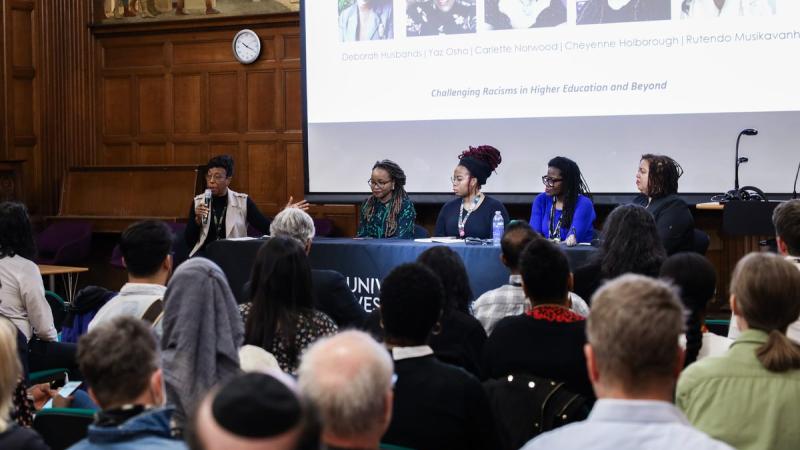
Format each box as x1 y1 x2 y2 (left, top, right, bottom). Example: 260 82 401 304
357 160 416 239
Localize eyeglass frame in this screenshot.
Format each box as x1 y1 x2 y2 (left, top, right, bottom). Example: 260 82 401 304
205 174 230 182
450 175 472 185
541 176 563 187
367 178 392 188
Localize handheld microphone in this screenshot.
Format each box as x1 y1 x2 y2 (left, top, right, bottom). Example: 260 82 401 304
202 189 212 225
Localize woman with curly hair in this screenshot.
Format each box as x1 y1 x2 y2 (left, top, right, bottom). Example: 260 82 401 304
530 156 596 246
634 153 695 255
435 145 509 239
357 160 416 239
573 204 666 301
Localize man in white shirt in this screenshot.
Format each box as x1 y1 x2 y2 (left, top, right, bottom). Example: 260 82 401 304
729 199 800 342
90 220 172 331
521 275 733 450
473 221 588 335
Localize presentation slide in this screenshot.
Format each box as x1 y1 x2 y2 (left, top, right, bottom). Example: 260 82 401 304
303 0 799 197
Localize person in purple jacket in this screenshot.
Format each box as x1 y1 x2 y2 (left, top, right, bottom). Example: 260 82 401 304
530 157 596 246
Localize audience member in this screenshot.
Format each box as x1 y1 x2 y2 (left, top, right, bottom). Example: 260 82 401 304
729 199 800 342
90 220 172 332
482 238 593 397
573 204 666 300
189 372 319 450
379 263 501 450
633 154 695 254
298 330 393 450
70 316 186 449
0 318 48 450
242 237 337 375
522 274 733 450
269 208 366 328
660 252 732 365
161 258 243 430
416 246 486 378
473 222 589 335
0 202 79 376
677 252 800 450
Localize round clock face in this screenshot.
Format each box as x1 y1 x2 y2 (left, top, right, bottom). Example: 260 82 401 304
233 29 261 64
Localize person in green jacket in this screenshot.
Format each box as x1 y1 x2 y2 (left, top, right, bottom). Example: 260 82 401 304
677 252 800 450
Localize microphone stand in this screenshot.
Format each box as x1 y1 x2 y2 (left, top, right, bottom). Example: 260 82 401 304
793 159 800 199
722 129 757 201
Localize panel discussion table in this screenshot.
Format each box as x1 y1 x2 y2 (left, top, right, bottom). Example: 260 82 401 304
206 237 596 310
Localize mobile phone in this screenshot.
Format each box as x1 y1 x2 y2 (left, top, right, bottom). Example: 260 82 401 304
42 381 82 409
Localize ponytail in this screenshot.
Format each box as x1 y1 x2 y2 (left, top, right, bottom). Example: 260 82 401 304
756 329 800 372
683 311 703 367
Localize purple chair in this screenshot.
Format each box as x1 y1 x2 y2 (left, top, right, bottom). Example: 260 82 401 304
35 221 93 265
313 217 334 237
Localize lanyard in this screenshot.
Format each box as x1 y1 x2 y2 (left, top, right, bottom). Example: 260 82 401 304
458 194 481 238
548 197 562 240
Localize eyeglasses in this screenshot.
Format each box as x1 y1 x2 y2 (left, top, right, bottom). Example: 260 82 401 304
541 176 563 187
367 179 391 188
205 174 228 182
450 176 470 185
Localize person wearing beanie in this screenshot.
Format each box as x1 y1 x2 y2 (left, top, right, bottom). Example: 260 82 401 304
189 372 319 450
357 159 416 239
435 145 509 239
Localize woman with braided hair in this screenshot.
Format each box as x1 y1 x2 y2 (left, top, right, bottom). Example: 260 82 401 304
634 153 695 255
530 156 596 246
435 145 509 239
357 160 416 239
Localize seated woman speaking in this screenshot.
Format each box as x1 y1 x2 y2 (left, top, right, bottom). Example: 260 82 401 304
529 156 596 246
633 154 694 255
435 145 509 239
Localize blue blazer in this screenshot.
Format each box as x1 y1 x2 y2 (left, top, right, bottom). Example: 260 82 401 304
529 193 596 243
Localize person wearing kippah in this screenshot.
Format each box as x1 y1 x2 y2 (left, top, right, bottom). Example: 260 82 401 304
190 372 319 450
434 145 509 239
357 160 416 239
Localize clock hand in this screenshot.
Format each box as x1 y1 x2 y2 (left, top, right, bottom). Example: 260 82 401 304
242 42 254 51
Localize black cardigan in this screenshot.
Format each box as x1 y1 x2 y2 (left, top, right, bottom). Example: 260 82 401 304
633 194 694 255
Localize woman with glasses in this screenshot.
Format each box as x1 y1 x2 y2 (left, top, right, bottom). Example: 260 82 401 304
434 145 509 239
185 154 308 257
357 160 416 239
530 156 596 246
634 154 694 255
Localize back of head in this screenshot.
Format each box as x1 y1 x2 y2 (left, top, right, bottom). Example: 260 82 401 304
659 252 716 366
417 246 473 314
298 330 394 440
731 252 800 372
207 154 234 178
270 208 316 246
519 237 570 305
380 263 444 345
641 153 682 198
245 237 313 359
0 201 36 260
588 274 684 393
599 204 666 278
0 318 21 432
120 220 173 277
500 221 538 271
78 316 159 409
191 372 318 450
773 199 800 256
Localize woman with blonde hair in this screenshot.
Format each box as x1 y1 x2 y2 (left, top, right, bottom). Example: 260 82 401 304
0 318 48 448
677 252 800 450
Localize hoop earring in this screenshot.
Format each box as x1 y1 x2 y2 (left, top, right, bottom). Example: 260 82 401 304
431 321 442 336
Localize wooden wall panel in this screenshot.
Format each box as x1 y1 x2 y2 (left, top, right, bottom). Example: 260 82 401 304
173 74 203 133
208 72 238 133
246 71 276 131
283 69 302 131
137 76 167 134
103 77 132 136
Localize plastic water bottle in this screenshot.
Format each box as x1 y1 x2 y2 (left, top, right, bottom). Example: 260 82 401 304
492 211 504 246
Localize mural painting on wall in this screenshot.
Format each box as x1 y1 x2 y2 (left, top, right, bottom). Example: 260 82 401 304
95 0 298 23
